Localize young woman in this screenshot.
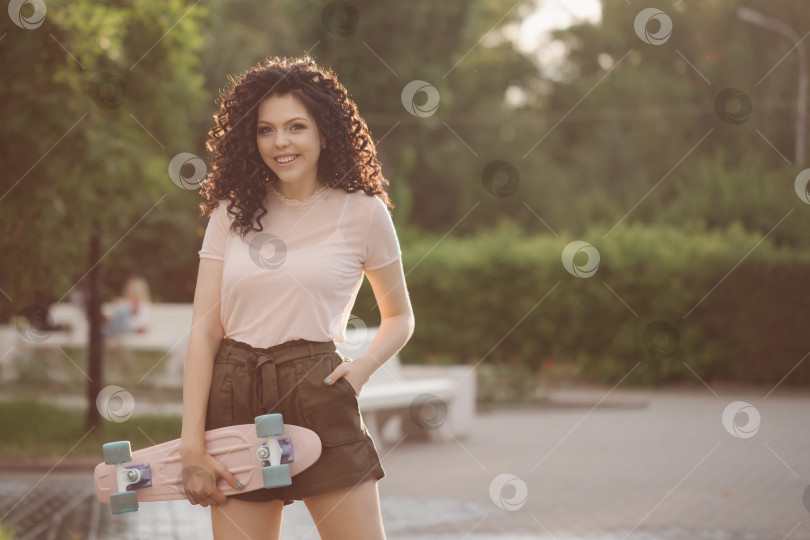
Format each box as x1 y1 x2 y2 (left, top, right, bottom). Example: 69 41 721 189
179 56 414 540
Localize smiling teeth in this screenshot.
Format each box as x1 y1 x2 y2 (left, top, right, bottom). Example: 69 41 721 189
277 155 297 163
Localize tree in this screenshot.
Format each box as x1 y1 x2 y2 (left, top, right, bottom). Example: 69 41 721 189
0 0 208 428
533 0 810 243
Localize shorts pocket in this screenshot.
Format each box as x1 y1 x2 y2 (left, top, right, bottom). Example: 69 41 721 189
335 375 358 398
205 362 234 430
332 350 359 397
296 352 365 447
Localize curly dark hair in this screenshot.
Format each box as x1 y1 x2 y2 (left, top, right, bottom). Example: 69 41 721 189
199 55 393 239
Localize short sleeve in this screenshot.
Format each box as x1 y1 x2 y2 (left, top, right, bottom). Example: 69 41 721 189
363 196 402 270
198 202 231 261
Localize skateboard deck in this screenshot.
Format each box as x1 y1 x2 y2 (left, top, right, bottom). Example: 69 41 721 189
94 414 321 514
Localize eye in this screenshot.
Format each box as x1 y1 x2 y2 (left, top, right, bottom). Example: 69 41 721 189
257 124 304 135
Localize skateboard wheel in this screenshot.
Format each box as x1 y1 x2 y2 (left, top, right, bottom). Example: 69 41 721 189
262 464 292 488
255 414 284 437
110 491 139 514
102 441 132 464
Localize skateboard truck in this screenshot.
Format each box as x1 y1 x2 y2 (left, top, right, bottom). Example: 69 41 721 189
121 463 153 491
257 437 294 467
254 414 293 488
101 440 143 514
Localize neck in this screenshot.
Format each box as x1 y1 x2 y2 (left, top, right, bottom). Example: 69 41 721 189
272 179 323 201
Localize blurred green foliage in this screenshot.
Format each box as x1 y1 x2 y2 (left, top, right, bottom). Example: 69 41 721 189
354 219 810 386
0 0 208 320
1 0 808 388
523 0 810 246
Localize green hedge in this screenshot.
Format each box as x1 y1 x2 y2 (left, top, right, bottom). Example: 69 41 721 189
355 219 810 387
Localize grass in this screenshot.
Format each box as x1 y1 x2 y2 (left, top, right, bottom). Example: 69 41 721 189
0 344 183 463
8 346 178 391
0 398 182 460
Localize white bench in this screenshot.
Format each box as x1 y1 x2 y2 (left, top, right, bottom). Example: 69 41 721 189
338 327 476 446
4 302 191 387
46 302 192 352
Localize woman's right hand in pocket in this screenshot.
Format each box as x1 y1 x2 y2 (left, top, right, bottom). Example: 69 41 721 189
180 448 243 507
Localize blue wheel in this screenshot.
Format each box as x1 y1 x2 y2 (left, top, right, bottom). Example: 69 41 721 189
262 464 292 488
255 414 284 437
110 491 139 514
103 441 132 464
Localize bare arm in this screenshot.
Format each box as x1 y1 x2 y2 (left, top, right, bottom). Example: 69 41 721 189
180 258 225 452
178 258 242 506
329 258 415 391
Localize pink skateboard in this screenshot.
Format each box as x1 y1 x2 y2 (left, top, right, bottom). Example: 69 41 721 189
94 414 321 514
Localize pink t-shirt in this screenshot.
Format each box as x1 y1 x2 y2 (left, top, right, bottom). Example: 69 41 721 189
198 183 402 348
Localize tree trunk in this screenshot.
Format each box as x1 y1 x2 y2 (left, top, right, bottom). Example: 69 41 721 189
85 232 103 430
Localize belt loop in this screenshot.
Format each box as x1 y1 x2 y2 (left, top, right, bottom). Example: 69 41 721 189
218 338 234 363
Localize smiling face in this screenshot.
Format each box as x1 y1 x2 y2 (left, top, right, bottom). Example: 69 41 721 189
255 93 326 191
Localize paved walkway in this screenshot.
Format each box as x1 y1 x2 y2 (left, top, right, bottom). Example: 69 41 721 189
1 386 808 539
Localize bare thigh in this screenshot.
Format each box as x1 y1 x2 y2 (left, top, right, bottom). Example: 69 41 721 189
303 479 386 540
210 498 284 540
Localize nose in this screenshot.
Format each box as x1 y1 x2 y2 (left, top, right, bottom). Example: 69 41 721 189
274 130 290 148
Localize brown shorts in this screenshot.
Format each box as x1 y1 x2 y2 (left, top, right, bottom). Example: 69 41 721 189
204 337 385 504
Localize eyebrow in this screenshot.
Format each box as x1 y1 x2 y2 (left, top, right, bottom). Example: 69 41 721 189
257 116 308 126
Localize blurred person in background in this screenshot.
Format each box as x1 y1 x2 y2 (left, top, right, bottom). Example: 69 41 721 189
103 276 151 337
